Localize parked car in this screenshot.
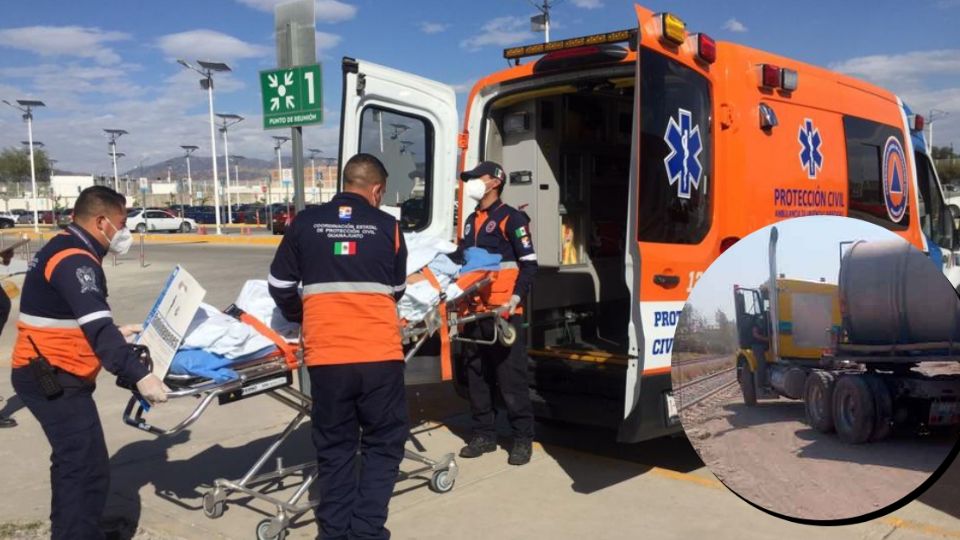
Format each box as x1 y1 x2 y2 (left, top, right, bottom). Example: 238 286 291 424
0 214 15 229
16 212 33 225
126 208 197 233
271 204 317 235
55 210 72 229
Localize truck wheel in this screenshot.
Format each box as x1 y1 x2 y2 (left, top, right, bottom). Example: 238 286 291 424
738 356 757 407
865 375 893 442
833 375 876 444
804 371 836 433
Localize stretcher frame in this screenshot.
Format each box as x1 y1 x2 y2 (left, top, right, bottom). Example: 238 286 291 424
122 307 466 540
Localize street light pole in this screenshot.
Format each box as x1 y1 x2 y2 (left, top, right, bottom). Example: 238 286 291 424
181 145 198 203
274 136 290 206
232 155 245 205
308 148 322 203
216 114 244 224
104 129 127 192
179 59 231 235
4 99 45 232
928 109 949 150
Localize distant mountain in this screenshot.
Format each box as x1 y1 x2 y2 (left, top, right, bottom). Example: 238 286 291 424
119 155 337 181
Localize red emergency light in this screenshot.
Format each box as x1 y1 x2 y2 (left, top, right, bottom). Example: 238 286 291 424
694 33 716 64
760 64 781 88
910 114 925 132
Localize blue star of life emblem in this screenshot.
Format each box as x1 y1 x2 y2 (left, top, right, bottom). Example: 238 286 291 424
663 108 703 199
798 118 823 179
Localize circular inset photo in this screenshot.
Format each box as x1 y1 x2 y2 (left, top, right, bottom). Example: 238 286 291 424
671 215 960 523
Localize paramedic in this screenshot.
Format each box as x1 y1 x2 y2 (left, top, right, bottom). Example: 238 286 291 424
457 161 538 466
269 153 408 540
9 186 168 540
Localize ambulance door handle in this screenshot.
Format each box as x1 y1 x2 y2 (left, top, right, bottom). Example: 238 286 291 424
653 274 680 288
539 184 549 190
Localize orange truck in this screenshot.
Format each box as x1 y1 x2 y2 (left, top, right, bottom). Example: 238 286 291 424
336 5 960 442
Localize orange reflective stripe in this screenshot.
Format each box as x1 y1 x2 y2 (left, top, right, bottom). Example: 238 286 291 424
421 268 452 381
12 322 99 379
474 211 486 242
394 222 400 255
498 215 509 239
44 248 98 282
302 293 402 365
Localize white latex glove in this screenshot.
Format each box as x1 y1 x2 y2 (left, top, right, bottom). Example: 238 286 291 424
507 295 521 315
118 324 144 343
135 373 170 404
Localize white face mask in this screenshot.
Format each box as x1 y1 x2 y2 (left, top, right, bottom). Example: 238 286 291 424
464 178 488 202
103 219 133 255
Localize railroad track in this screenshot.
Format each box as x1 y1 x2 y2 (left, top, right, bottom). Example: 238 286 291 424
676 367 738 411
672 354 731 368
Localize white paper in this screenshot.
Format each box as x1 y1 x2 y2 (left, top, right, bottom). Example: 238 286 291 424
136 266 206 379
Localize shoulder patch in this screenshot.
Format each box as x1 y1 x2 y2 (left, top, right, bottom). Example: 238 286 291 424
76 266 99 293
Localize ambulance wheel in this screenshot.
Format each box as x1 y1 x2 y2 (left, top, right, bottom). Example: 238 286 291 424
499 324 517 347
202 490 225 519
804 371 836 433
256 519 288 540
833 375 876 444
429 469 455 493
865 375 893 442
738 356 756 407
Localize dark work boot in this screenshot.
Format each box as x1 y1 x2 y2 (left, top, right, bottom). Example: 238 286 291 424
508 438 532 466
459 434 497 458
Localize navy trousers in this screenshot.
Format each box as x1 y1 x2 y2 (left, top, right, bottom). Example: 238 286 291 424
11 367 109 540
464 314 534 441
309 361 407 540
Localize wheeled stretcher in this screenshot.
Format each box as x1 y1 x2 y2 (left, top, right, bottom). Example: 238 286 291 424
121 304 463 540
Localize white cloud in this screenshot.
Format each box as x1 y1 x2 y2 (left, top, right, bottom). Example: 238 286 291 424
419 22 449 34
829 50 960 88
449 79 477 94
830 50 960 148
0 26 129 65
571 0 603 8
235 0 357 22
315 31 341 53
461 16 531 52
157 30 270 63
723 18 748 33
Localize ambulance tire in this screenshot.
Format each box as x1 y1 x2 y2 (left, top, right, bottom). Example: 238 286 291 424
738 356 757 407
804 371 836 433
833 375 876 444
256 519 288 540
865 374 893 442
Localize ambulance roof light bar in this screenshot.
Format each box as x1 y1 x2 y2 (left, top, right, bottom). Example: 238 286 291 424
909 114 925 132
659 13 686 45
503 29 636 62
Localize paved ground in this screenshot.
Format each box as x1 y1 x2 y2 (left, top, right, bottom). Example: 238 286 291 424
0 244 958 539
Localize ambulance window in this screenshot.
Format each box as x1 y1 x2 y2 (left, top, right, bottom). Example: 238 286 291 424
358 107 433 231
843 117 908 231
637 48 713 244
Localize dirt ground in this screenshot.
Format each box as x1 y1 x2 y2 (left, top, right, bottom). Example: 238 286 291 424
682 382 960 522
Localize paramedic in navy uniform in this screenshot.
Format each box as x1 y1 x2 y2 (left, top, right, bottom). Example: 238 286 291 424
457 161 538 466
269 153 408 540
9 186 168 540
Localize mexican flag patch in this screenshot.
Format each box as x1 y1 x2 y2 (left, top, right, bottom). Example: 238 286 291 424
334 241 356 255
514 226 528 238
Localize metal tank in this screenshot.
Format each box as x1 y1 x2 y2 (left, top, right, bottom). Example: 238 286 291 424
838 240 960 345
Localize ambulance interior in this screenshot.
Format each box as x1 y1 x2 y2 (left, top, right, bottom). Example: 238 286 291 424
483 69 635 360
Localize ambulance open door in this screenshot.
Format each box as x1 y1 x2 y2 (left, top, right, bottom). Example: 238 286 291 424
339 57 460 384
338 57 459 243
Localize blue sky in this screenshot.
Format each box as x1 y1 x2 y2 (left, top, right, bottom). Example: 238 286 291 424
687 216 904 323
0 0 958 174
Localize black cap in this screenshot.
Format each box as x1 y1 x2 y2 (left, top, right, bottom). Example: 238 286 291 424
460 161 506 182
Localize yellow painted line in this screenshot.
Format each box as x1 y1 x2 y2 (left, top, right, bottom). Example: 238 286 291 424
649 467 724 490
529 348 629 366
879 516 960 539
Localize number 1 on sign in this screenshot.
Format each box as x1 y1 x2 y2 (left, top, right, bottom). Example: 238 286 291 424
304 71 315 104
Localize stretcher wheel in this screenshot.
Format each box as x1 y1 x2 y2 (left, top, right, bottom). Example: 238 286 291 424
256 518 288 540
202 490 225 519
429 469 455 493
499 324 517 347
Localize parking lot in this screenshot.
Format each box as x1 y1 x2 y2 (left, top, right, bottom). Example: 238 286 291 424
0 243 958 539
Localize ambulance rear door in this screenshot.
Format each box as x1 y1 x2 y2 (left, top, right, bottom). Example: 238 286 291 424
339 58 459 242
339 57 460 385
